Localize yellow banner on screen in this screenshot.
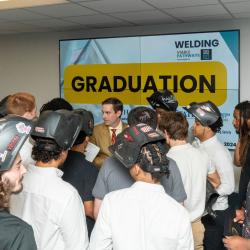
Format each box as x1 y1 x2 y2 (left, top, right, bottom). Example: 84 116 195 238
64 61 227 105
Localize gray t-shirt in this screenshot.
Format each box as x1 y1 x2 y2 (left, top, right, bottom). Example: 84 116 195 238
92 156 187 203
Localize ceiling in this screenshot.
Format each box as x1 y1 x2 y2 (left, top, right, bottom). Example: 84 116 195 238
0 0 249 35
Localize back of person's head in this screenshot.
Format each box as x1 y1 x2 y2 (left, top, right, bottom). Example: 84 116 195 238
40 98 73 114
235 101 250 165
7 92 35 116
109 123 169 181
128 106 157 129
235 101 250 136
102 97 123 114
73 109 94 146
31 110 82 163
183 101 223 133
147 89 178 112
158 111 188 140
0 95 10 118
136 142 169 181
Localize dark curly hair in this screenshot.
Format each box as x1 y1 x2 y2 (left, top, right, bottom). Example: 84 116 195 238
40 98 73 114
32 139 63 163
208 117 223 133
136 142 169 181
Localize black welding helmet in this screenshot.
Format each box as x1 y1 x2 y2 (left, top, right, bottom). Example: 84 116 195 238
147 90 178 111
74 109 94 136
183 101 221 127
0 115 33 171
31 110 83 150
109 123 168 171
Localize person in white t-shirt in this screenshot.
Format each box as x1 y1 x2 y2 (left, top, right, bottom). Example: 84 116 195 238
89 123 193 250
184 101 235 250
158 111 220 250
10 110 89 250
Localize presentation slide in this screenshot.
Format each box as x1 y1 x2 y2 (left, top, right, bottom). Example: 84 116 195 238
60 30 239 150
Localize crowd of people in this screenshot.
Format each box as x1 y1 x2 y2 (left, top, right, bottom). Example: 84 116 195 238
0 90 249 250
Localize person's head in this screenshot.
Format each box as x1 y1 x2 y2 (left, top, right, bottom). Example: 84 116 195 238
233 101 250 135
0 95 10 118
234 101 250 165
7 92 36 120
109 123 169 183
72 109 94 151
40 97 73 114
158 112 188 143
128 106 157 129
0 116 33 209
31 110 83 166
101 97 123 127
183 101 223 141
147 90 178 123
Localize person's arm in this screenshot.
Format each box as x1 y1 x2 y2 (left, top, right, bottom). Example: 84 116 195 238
176 209 194 250
60 192 89 250
208 170 221 189
18 224 37 250
94 198 103 219
223 236 250 250
161 158 187 203
234 141 241 167
84 200 94 219
234 207 245 223
92 158 111 219
214 151 235 196
89 196 113 250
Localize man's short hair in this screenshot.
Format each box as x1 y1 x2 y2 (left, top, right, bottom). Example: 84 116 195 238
102 97 123 114
7 92 35 116
128 106 157 129
40 98 73 114
158 111 188 140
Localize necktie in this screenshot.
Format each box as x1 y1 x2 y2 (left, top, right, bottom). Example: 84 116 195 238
111 129 116 145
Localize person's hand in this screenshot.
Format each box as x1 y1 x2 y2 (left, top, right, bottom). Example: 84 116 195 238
223 236 250 250
234 208 245 223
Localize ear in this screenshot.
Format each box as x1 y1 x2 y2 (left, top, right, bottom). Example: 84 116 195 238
164 129 171 142
134 164 141 176
116 110 122 118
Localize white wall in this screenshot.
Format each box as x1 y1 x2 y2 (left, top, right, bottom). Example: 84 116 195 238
0 18 249 109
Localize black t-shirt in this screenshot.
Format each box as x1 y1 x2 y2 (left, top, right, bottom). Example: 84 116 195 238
239 146 250 207
61 150 98 236
0 210 37 250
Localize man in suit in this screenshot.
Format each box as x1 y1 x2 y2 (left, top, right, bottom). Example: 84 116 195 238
90 97 127 168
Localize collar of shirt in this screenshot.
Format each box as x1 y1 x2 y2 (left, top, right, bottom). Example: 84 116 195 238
131 181 165 193
109 120 123 135
200 135 218 147
168 143 192 152
28 164 63 178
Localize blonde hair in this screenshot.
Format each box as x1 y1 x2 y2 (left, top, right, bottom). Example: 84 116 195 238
7 92 35 116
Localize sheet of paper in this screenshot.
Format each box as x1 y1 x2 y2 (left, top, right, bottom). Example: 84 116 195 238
84 142 100 163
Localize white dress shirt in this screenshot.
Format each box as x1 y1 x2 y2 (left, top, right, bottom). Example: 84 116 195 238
10 165 89 250
167 143 215 221
19 137 35 168
195 135 235 211
89 181 193 250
